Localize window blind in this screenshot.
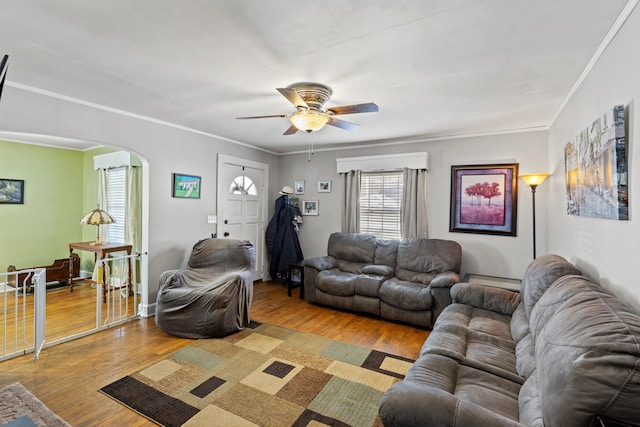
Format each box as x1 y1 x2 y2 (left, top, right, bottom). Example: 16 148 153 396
359 171 403 239
106 166 126 243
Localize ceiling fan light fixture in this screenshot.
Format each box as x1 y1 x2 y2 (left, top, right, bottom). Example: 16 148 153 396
290 110 329 133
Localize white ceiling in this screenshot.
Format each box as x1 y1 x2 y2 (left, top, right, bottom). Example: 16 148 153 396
0 0 634 154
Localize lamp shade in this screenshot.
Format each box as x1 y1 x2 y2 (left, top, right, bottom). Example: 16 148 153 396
519 174 550 187
80 208 115 226
290 110 329 132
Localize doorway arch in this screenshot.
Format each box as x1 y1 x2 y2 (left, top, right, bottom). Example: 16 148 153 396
0 133 150 316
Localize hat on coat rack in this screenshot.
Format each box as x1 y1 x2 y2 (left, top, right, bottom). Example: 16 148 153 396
279 186 294 195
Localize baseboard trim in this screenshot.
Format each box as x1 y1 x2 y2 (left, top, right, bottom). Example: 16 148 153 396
138 302 155 318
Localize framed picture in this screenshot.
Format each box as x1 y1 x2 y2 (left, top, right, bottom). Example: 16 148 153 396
294 180 305 194
449 163 518 236
172 173 201 199
302 200 318 216
0 178 24 204
317 180 331 193
565 104 627 220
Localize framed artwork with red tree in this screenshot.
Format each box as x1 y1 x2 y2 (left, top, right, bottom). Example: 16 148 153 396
449 163 518 236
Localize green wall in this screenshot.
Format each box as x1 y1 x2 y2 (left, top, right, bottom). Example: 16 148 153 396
0 141 119 272
0 140 83 269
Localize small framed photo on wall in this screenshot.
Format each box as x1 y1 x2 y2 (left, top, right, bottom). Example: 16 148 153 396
318 180 331 193
302 200 318 215
294 180 305 194
0 178 24 204
172 173 201 199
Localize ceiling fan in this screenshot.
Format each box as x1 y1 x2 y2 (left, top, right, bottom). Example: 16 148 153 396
237 82 378 135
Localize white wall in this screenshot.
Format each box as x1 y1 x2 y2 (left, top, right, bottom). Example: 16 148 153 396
279 130 548 280
547 5 640 308
0 87 280 314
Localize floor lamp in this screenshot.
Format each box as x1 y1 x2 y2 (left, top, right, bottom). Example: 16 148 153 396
519 174 550 259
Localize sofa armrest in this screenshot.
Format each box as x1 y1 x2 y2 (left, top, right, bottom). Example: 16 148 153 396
362 264 394 278
303 256 337 304
430 271 460 288
304 256 337 272
379 381 524 427
159 269 181 289
428 271 461 325
451 283 521 315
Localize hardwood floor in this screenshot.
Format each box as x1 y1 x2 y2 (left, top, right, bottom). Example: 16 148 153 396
0 280 429 426
1 281 139 356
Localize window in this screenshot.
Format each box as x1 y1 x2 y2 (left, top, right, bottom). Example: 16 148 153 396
106 166 126 243
359 171 403 239
230 175 257 196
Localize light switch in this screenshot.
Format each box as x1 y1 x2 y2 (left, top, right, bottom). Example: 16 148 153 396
207 215 217 224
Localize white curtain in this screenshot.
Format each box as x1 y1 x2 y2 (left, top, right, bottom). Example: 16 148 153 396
401 168 428 239
97 168 108 242
92 169 109 282
341 170 360 233
93 166 141 284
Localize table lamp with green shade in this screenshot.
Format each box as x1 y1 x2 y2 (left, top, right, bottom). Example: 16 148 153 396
80 207 115 245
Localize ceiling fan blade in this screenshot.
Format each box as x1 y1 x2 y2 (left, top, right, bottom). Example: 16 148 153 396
327 117 360 131
236 114 288 119
276 88 309 109
327 102 378 115
283 125 299 135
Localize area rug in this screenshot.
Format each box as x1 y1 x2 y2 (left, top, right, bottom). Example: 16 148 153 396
0 382 70 427
100 321 414 427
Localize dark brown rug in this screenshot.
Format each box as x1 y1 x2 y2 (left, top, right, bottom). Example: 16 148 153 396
100 321 413 426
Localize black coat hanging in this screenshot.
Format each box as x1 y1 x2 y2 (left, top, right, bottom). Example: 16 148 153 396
266 195 303 279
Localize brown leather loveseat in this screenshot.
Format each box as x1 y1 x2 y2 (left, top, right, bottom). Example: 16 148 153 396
304 232 462 328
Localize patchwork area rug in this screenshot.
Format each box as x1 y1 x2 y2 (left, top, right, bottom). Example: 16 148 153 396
0 382 70 427
100 321 413 427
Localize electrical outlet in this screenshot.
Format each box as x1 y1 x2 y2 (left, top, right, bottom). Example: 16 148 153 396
207 215 217 224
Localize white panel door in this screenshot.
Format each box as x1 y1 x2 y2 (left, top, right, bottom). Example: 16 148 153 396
217 155 268 280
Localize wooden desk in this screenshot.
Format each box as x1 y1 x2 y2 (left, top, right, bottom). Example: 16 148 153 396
68 242 133 302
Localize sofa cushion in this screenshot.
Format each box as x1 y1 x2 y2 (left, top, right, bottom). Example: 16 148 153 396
395 239 461 284
451 283 521 315
520 254 581 319
373 238 399 267
315 269 357 296
514 333 535 378
327 232 377 264
532 275 640 427
404 354 521 422
518 372 543 427
336 259 367 274
510 303 529 343
379 279 433 310
362 264 394 278
424 304 521 384
355 274 385 297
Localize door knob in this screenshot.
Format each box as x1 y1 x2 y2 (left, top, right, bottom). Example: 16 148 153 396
224 232 230 237
224 219 228 224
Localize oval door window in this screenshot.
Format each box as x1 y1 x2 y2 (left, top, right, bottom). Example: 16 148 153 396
230 175 257 196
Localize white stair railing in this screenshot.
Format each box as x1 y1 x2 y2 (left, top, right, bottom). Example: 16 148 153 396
0 267 45 361
1 253 140 363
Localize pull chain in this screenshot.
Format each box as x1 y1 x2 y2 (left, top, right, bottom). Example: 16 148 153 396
308 134 315 162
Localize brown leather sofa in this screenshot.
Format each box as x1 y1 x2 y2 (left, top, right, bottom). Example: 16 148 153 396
379 254 640 426
304 232 462 328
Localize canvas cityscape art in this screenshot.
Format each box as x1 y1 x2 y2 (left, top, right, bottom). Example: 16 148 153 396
564 105 627 220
